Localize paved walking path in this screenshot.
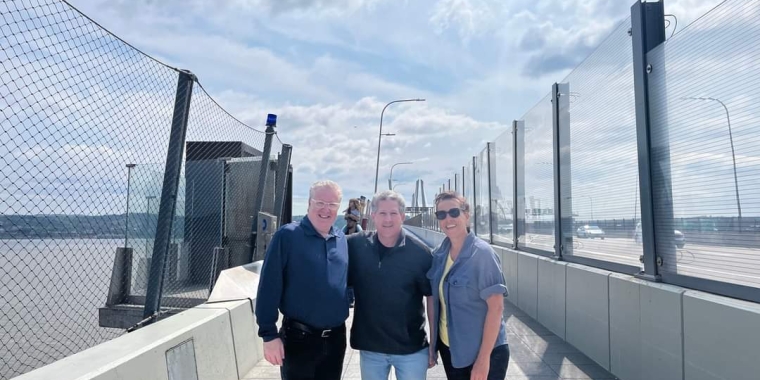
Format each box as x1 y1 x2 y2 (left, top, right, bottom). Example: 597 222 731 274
244 300 617 379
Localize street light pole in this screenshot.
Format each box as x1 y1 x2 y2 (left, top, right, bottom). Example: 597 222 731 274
373 99 425 194
124 164 136 248
582 195 594 220
389 161 413 190
683 96 741 228
145 195 156 257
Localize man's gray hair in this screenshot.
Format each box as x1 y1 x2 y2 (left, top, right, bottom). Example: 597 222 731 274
371 190 406 214
309 180 342 201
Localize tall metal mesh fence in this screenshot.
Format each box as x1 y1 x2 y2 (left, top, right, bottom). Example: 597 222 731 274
151 84 283 310
0 1 285 378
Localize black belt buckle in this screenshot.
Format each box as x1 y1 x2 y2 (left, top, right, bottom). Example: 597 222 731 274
320 329 332 338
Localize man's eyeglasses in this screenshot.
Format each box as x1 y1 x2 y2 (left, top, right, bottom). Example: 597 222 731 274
311 199 340 210
435 208 463 220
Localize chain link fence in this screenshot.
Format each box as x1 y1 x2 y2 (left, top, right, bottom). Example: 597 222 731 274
0 1 287 378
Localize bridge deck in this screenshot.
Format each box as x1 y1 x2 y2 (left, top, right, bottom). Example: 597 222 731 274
244 300 615 380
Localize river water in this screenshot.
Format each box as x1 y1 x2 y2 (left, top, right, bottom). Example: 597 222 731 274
0 238 146 379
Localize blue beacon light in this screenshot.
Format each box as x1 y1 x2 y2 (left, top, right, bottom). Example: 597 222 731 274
266 114 277 127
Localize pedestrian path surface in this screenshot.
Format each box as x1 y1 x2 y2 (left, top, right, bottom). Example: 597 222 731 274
244 300 617 379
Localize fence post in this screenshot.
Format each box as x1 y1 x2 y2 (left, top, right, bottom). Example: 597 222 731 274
472 155 478 235
486 142 495 244
462 166 466 197
514 120 525 250
631 1 669 281
552 82 573 259
249 115 277 262
283 167 293 224
273 144 293 223
143 70 195 321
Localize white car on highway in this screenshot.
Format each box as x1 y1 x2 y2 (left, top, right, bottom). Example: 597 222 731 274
576 225 605 239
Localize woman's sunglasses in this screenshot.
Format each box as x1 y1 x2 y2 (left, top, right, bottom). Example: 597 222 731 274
435 208 463 220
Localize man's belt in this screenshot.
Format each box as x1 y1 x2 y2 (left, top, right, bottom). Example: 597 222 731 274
284 318 345 338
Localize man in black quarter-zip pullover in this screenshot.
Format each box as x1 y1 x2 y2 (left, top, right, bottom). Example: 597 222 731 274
347 190 434 380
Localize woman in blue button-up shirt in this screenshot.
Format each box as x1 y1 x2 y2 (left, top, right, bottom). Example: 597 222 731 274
427 191 509 380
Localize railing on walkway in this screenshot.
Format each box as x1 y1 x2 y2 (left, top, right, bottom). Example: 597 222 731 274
412 0 760 304
0 1 291 379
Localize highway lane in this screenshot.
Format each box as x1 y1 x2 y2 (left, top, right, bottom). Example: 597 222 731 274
495 233 760 288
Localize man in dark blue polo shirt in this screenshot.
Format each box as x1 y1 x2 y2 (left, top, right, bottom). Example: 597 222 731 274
347 190 434 380
255 180 349 380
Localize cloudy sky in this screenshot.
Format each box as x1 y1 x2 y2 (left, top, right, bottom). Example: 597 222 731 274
7 0 752 221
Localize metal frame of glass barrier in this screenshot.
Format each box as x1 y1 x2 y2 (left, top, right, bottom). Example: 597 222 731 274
487 142 495 244
472 155 478 236
552 82 568 261
661 274 760 304
513 120 523 251
631 0 667 282
462 166 466 197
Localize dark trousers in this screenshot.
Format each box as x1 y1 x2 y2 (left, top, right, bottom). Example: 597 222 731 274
280 320 347 380
437 339 509 380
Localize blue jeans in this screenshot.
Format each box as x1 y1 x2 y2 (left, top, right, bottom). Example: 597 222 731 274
360 347 429 380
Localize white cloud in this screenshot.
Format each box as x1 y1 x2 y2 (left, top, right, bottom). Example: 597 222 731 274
429 0 500 41
209 91 506 211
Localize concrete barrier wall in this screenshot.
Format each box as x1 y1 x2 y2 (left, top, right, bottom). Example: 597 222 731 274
404 225 445 248
609 274 686 380
494 246 519 306
566 264 611 370
517 252 538 319
197 300 262 378
15 264 264 380
682 291 760 380
405 227 760 380
536 256 566 340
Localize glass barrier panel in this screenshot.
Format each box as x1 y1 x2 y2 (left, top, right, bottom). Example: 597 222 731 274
559 18 642 269
519 93 555 253
647 1 760 289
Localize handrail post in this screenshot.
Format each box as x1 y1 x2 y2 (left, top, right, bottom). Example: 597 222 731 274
552 82 573 260
514 120 525 250
249 115 277 262
143 69 196 322
472 156 478 235
273 144 293 223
